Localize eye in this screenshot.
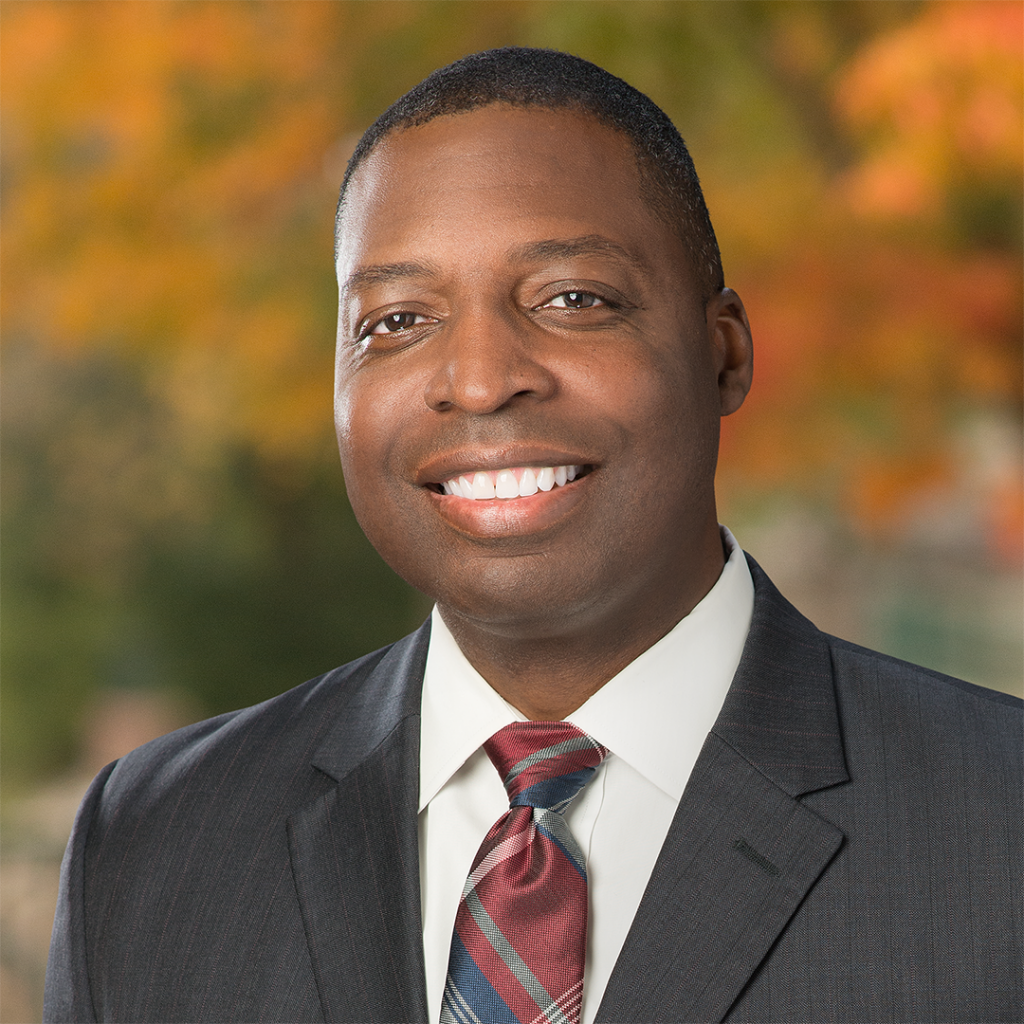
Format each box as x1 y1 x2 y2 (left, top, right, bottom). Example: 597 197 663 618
367 312 430 335
545 291 605 309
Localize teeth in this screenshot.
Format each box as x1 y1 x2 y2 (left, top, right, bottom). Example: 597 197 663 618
495 469 519 499
519 468 538 496
471 471 496 499
442 465 583 500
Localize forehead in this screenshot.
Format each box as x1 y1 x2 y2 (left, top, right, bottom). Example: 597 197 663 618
336 105 679 277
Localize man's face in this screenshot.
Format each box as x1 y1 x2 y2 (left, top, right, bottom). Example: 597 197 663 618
335 105 749 642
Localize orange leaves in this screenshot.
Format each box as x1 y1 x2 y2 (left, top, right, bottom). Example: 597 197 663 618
711 1 1023 563
847 453 955 536
835 0 1024 221
1 0 1019 559
721 230 1021 556
988 473 1024 564
0 2 73 102
1 0 346 465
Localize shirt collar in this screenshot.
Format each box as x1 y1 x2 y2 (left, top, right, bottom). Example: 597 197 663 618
419 527 754 811
419 607 526 812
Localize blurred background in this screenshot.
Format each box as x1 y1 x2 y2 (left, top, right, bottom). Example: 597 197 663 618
1 1 1020 1019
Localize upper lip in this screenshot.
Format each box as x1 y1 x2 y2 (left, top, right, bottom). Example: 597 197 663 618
414 444 596 486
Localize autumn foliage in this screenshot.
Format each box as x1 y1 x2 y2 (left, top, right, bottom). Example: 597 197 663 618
2 1 346 461
1 1 1021 783
838 0 1022 222
716 0 1022 556
3 0 1020 536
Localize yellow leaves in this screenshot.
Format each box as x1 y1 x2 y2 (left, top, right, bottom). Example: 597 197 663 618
1 0 344 459
769 6 836 81
0 2 73 96
2 0 1019 560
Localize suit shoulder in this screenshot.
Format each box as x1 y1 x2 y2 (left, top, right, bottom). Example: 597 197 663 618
61 628 427 1024
89 633 418 824
827 632 1022 708
825 632 1022 754
746 555 1019 713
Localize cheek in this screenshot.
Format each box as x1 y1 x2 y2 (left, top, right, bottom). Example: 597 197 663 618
628 352 722 491
337 364 412 454
335 377 400 513
334 371 437 567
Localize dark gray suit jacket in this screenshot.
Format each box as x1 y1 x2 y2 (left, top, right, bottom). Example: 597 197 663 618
45 560 1022 1023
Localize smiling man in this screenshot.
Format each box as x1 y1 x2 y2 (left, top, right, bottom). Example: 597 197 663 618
334 98 751 721
46 48 1021 1024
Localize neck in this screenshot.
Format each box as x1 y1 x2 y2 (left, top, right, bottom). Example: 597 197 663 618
438 538 727 720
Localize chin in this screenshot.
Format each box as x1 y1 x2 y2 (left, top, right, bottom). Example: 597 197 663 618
430 562 619 639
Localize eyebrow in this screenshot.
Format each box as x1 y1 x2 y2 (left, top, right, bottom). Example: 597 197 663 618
510 235 650 273
341 234 648 297
341 260 439 296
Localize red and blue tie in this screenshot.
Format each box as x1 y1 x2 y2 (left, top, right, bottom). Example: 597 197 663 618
441 721 609 1024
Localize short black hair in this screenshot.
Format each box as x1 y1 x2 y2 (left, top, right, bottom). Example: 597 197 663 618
336 47 724 301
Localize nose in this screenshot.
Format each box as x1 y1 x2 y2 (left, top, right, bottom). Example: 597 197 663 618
423 309 557 414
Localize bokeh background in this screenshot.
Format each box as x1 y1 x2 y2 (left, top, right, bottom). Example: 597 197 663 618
1 1 1021 1019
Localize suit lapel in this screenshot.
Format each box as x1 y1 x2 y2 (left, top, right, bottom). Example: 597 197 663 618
597 560 849 1023
288 624 431 1024
285 561 849 1023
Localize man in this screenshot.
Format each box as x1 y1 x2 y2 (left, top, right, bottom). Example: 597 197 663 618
45 48 1021 1024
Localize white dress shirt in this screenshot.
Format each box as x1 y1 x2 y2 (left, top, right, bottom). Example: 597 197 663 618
418 528 754 1024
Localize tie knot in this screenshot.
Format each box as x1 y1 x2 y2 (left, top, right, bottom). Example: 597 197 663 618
484 721 608 813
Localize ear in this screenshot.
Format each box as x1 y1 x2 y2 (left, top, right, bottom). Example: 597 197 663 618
707 287 753 417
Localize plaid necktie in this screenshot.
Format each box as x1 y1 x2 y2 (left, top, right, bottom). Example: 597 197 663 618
441 721 609 1024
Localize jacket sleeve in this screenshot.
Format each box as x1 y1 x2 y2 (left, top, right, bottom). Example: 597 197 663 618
43 762 118 1023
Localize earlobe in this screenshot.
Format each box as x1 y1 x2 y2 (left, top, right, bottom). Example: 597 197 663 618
708 287 753 417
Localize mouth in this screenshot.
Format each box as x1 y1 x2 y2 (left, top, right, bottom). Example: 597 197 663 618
428 464 591 500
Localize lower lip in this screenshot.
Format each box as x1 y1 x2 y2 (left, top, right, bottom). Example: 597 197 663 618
430 474 591 538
